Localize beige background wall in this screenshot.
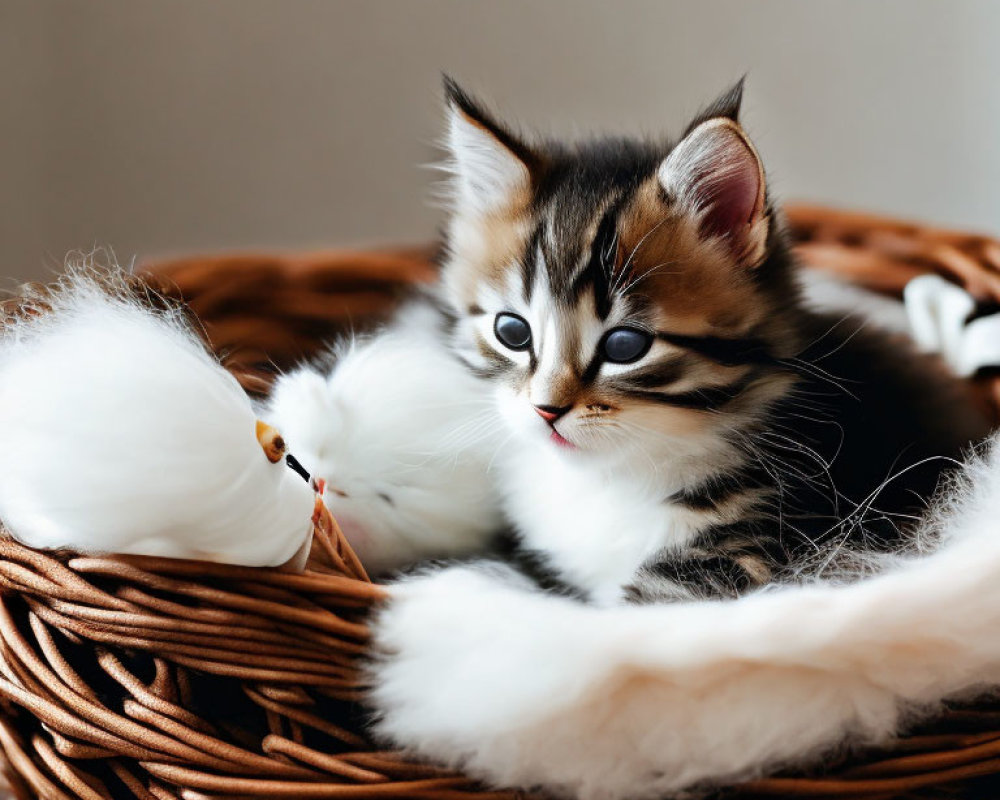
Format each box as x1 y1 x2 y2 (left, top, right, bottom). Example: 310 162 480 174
2 0 1000 282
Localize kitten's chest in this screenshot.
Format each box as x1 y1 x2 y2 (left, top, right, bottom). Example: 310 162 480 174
499 449 706 603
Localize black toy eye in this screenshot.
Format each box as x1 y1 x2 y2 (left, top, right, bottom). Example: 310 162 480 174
494 313 532 351
602 328 653 363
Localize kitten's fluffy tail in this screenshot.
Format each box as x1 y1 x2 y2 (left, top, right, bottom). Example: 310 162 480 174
369 431 1000 799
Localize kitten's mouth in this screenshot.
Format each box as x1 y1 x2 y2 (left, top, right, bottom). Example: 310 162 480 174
550 429 576 449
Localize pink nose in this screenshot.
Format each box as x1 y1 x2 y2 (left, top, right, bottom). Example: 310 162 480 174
534 404 570 424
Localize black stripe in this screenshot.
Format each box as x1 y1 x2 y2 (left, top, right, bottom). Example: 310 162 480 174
656 331 775 367
580 351 603 385
493 529 584 598
617 355 694 389
627 521 788 602
521 228 543 304
631 371 760 410
572 202 623 319
642 554 755 599
668 473 751 510
701 523 791 568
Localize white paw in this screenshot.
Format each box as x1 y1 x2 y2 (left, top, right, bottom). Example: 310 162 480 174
365 562 665 799
367 563 583 750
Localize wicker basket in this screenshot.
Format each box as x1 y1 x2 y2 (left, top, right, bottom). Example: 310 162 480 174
1 204 1000 800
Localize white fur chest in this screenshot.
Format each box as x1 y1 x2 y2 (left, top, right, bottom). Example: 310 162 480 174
498 445 707 603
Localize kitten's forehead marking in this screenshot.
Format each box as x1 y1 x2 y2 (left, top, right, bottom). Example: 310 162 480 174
559 190 637 321
543 203 561 255
530 239 549 302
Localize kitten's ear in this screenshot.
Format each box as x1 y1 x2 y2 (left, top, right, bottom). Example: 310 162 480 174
443 77 538 214
687 77 745 129
658 80 768 266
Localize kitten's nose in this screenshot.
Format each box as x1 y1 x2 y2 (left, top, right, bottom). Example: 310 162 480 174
534 404 572 424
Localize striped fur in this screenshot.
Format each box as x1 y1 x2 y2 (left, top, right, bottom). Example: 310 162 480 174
434 79 990 602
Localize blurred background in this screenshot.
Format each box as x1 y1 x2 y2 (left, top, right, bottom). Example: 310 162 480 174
3 0 1000 283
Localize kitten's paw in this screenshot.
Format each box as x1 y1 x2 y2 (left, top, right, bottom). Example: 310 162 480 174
365 563 682 799
366 562 577 755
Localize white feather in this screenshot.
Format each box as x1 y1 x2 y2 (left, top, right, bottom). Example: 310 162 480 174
265 302 504 573
0 271 315 566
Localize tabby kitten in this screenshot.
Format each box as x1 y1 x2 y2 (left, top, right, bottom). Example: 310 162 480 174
435 78 989 604
269 80 988 604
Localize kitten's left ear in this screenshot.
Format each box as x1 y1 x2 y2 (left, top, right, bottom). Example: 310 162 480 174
443 76 540 215
658 80 769 267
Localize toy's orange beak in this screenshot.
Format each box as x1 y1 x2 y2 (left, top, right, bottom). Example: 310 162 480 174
255 420 286 464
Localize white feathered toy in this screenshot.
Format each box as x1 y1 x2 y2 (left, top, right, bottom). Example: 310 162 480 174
0 269 318 568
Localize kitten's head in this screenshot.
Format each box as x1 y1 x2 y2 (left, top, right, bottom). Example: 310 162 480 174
439 79 803 466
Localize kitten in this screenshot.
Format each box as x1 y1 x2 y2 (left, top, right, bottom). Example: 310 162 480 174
269 78 989 604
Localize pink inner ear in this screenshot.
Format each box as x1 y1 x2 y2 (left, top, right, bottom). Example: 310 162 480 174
700 159 760 239
687 126 763 243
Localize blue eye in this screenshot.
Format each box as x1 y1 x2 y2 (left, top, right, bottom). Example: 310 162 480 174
494 313 532 351
602 328 653 363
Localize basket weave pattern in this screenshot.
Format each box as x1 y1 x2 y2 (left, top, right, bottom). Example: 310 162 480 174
0 205 999 799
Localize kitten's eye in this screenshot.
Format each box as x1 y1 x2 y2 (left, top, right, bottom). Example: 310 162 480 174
494 313 532 351
602 328 653 363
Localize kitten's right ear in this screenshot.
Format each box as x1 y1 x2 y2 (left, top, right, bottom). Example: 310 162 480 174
443 77 538 214
657 79 768 267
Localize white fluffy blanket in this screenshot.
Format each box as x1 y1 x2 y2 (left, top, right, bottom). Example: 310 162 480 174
369 433 1000 799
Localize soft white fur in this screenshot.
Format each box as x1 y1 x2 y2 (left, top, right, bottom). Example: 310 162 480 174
0 271 314 565
494 438 740 604
265 302 505 573
369 433 1000 799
